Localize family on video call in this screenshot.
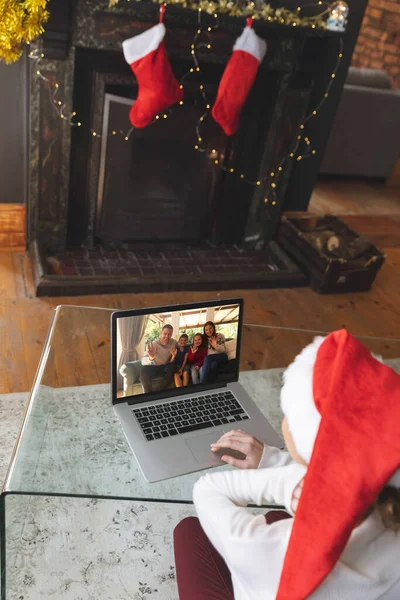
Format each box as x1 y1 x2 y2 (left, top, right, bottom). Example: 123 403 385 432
141 321 228 393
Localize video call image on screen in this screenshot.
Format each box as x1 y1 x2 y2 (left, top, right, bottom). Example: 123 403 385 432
116 304 240 399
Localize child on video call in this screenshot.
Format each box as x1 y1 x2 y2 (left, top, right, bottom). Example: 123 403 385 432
174 330 400 600
173 333 190 387
186 333 208 385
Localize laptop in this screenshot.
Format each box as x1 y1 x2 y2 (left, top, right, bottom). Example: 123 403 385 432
111 298 284 482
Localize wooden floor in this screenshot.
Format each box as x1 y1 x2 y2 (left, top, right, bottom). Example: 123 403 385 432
309 177 400 215
0 180 399 394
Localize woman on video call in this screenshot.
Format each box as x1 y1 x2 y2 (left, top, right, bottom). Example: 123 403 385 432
200 321 228 384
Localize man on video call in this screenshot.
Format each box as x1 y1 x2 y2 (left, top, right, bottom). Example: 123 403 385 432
140 324 178 393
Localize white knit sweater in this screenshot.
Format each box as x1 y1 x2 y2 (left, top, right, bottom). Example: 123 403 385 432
193 446 400 600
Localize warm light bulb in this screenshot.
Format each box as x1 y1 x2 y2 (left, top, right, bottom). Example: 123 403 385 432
72 111 76 116
312 150 317 154
125 136 129 141
163 114 168 119
92 132 97 136
55 83 59 88
312 110 317 115
58 101 62 105
300 124 304 129
290 153 294 158
272 201 276 206
240 174 245 179
325 93 329 97
297 156 302 161
264 198 269 203
206 104 211 109
215 159 219 164
230 168 234 173
36 70 40 75
198 137 202 142
180 85 183 89
156 115 160 119
339 53 343 58
195 145 199 150
208 27 212 31
197 29 201 34
191 51 195 55
78 122 82 127
207 44 211 49
112 130 116 135
257 181 261 186
199 85 204 90
270 172 275 177
60 115 64 119
297 135 301 140
331 74 336 78
196 67 200 72
190 68 194 72
179 101 184 105
278 167 282 171
271 182 276 188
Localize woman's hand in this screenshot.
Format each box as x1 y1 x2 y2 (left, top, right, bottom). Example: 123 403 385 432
210 335 218 348
210 429 264 469
170 347 177 359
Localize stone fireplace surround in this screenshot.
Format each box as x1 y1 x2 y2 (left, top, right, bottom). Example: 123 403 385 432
27 0 367 295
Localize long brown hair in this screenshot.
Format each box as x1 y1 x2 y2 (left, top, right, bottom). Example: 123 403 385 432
364 485 400 531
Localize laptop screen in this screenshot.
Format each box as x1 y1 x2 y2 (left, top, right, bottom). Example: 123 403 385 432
112 299 242 404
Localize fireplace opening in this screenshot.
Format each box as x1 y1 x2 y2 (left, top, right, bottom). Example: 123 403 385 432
96 88 225 245
67 45 306 251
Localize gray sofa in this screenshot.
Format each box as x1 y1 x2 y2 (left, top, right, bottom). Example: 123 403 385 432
320 67 400 179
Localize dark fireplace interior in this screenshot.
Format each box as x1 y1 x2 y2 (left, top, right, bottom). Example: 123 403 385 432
68 36 315 251
27 0 367 295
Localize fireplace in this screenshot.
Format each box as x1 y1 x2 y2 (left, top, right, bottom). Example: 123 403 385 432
27 0 367 295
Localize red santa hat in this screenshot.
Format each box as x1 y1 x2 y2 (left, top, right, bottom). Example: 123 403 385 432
278 329 400 600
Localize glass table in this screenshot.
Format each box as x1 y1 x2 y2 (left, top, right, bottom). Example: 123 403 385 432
1 305 399 599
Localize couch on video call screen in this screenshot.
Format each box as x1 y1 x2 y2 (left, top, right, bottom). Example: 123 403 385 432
116 303 240 399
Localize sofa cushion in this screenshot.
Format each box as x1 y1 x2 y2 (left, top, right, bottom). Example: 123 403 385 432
225 338 237 360
346 66 391 89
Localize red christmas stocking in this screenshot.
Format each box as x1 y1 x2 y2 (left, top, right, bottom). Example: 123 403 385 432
212 20 267 136
122 11 183 128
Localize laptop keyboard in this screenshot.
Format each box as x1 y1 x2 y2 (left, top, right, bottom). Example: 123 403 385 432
132 391 249 441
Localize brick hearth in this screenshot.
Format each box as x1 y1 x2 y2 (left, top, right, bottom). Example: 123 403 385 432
30 241 307 297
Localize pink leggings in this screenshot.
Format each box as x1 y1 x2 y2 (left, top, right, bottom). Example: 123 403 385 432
173 510 292 600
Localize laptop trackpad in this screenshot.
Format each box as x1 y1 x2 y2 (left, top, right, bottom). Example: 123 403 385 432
185 431 247 464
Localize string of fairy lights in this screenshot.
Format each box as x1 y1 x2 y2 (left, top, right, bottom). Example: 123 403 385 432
28 0 345 209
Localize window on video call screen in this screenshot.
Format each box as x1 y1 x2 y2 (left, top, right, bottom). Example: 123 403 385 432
116 303 240 400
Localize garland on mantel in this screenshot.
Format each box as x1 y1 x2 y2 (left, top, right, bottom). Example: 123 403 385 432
109 0 328 29
0 0 49 63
